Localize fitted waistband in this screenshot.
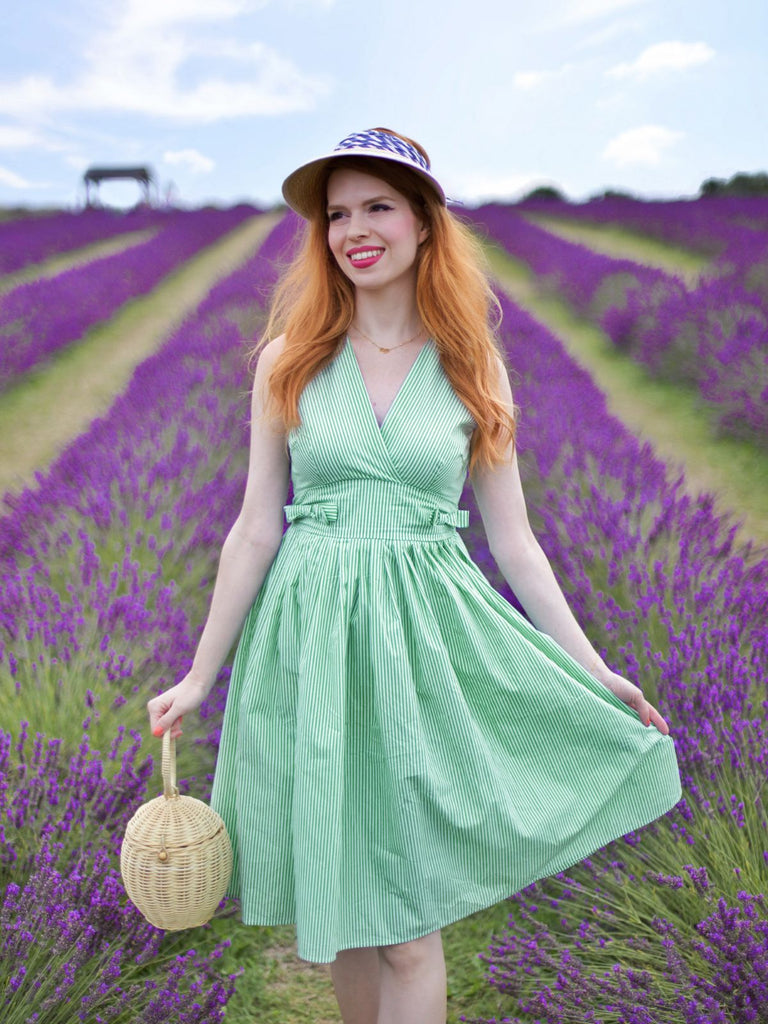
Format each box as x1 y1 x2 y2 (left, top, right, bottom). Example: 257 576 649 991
284 479 468 540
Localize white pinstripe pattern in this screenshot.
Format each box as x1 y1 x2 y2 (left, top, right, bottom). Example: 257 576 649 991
210 338 681 963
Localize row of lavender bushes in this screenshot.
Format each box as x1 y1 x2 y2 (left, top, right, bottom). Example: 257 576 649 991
0 204 260 391
0 207 172 275
458 290 767 1022
465 202 768 444
518 194 768 261
0 212 295 1022
522 196 768 442
2 206 765 1020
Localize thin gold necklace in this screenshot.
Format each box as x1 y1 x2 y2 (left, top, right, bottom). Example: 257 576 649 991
351 322 424 354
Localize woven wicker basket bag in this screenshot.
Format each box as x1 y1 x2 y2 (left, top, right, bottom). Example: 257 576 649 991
120 731 233 930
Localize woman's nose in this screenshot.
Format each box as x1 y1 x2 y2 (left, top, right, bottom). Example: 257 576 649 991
348 210 369 237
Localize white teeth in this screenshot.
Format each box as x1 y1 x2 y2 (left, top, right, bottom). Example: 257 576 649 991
350 249 383 261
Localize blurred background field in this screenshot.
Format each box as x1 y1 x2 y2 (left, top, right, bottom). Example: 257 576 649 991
1 196 766 1022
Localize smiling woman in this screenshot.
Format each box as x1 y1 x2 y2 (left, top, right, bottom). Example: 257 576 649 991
261 131 514 470
326 170 428 306
146 127 682 1024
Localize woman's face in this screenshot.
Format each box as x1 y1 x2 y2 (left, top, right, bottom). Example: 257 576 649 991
326 168 428 292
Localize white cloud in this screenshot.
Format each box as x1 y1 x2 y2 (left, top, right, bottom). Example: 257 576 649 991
163 148 215 174
0 165 49 189
116 0 256 30
0 124 72 154
543 0 650 28
514 71 552 90
449 171 563 203
65 154 92 172
602 124 684 166
0 0 331 123
513 62 579 90
0 125 41 149
574 17 644 49
607 40 715 80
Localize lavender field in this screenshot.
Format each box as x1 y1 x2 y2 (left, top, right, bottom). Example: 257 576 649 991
465 199 768 445
0 205 259 390
1 201 766 1023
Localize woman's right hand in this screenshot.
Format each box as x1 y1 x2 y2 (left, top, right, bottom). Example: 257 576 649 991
147 676 210 740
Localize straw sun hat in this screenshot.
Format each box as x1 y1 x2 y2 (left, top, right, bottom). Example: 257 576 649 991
281 127 447 220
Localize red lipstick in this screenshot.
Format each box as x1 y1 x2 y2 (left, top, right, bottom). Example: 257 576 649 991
347 246 384 269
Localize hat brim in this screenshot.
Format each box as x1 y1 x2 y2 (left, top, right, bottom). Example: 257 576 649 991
281 146 446 219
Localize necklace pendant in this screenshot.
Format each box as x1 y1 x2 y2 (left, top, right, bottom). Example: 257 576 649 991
379 346 391 354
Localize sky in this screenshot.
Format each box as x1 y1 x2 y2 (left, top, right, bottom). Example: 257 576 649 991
1 0 766 210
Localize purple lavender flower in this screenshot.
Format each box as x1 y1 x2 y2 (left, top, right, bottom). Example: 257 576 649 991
0 205 260 390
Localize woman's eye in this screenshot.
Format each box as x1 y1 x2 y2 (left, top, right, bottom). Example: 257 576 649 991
370 203 392 212
328 211 345 221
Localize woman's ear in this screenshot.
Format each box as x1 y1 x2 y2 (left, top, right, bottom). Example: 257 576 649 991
418 222 429 244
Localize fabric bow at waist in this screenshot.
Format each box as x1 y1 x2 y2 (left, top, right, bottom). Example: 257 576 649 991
427 507 469 528
283 490 468 540
284 501 339 525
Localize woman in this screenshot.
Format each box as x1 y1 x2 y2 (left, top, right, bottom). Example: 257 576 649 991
147 128 681 1024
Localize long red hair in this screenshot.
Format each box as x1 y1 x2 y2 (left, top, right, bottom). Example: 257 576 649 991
255 130 516 472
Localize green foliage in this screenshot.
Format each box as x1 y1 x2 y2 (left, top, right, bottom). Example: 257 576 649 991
521 185 568 202
473 755 767 1022
700 171 768 197
196 898 520 1022
587 188 641 201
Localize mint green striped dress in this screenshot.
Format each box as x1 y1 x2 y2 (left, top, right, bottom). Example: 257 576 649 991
210 337 682 963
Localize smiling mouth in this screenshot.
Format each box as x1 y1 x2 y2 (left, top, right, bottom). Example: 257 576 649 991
348 248 385 264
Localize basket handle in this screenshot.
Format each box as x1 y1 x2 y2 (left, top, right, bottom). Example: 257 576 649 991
161 729 179 799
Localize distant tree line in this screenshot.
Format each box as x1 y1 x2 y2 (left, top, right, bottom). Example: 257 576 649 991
699 171 768 197
519 171 768 203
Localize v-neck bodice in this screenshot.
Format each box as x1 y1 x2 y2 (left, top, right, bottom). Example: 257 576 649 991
286 336 477 531
343 335 433 431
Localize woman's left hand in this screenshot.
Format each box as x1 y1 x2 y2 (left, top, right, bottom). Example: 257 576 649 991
599 671 670 735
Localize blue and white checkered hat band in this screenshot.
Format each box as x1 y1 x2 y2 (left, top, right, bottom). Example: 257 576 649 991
333 130 431 173
281 128 446 218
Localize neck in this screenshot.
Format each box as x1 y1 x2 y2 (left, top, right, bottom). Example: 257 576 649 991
351 285 422 347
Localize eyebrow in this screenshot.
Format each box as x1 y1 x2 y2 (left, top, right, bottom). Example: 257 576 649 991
326 194 396 211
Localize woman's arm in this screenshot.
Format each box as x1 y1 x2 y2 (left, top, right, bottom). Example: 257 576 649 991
147 336 291 738
471 357 669 735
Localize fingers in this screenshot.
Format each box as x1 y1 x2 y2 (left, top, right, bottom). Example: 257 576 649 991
147 691 184 739
146 677 208 740
152 714 183 739
619 678 670 736
641 698 670 735
624 684 658 733
648 704 670 735
146 696 168 734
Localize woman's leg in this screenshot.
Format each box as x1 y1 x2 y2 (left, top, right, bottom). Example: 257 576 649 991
377 930 446 1024
330 946 381 1024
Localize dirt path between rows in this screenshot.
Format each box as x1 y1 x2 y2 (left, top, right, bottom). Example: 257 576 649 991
0 228 159 294
485 243 768 552
1 211 283 499
521 212 710 287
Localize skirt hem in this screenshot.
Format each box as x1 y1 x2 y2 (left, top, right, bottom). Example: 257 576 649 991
230 769 682 965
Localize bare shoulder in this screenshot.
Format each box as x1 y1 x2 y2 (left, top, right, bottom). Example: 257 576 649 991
252 333 287 377
251 334 285 398
491 351 506 377
250 335 287 432
491 350 514 405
